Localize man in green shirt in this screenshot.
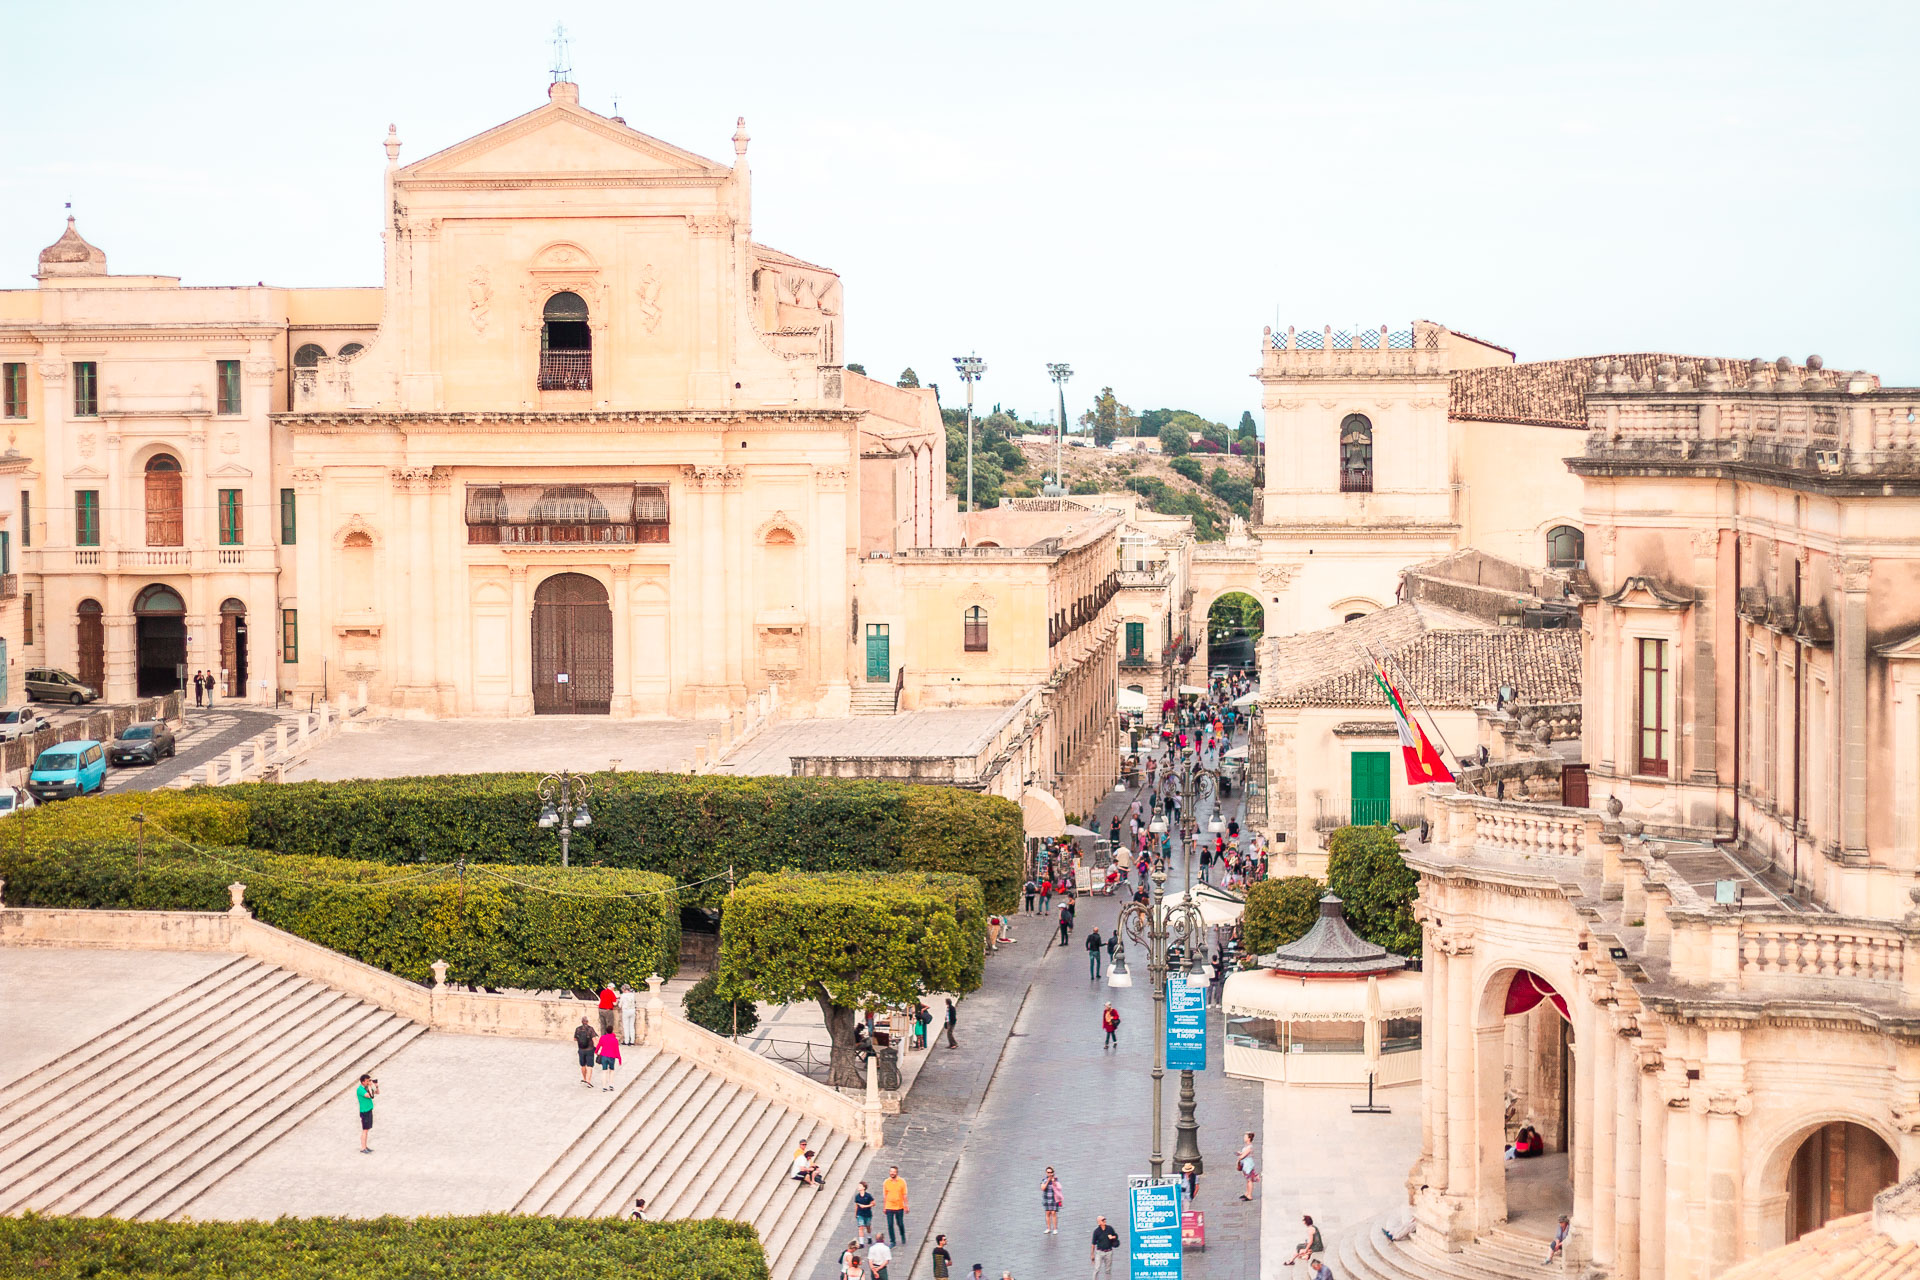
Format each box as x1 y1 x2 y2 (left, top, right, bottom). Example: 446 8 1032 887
931 1233 952 1278
355 1073 379 1153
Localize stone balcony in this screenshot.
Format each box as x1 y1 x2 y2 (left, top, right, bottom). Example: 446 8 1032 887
27 546 278 575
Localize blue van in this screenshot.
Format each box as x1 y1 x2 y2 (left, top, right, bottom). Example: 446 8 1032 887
28 739 107 802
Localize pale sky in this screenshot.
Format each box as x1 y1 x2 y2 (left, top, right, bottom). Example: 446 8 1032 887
3 0 1913 427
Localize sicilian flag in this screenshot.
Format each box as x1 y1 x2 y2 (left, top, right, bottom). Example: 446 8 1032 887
1369 658 1454 785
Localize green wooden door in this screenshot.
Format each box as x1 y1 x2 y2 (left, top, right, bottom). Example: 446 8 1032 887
1351 751 1392 826
1125 621 1145 661
865 623 890 682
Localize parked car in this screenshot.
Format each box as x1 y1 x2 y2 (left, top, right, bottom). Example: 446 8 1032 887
0 785 36 817
24 668 98 705
110 721 176 767
0 706 48 743
27 739 107 802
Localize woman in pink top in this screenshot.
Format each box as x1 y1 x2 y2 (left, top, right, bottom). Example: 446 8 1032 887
596 1029 622 1091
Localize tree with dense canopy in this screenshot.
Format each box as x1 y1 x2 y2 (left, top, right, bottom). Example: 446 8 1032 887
897 368 920 388
1327 824 1422 956
1078 387 1136 447
719 871 986 1086
1237 410 1258 440
1242 875 1327 953
1158 420 1191 456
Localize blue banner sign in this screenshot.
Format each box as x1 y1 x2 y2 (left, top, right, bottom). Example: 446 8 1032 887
1165 973 1207 1071
1128 1175 1184 1280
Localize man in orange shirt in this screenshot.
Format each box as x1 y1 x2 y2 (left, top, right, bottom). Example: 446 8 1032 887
881 1165 909 1246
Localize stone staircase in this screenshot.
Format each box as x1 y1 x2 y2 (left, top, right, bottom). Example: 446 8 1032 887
849 684 896 717
0 953 425 1220
1336 1212 1568 1280
514 1049 866 1280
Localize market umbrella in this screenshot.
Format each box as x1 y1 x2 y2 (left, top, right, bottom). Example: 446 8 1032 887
1166 883 1246 927
1230 692 1258 708
1117 688 1149 711
1063 823 1100 838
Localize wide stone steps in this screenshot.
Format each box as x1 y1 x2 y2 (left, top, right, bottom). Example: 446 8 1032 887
512 1049 866 1280
0 955 425 1219
849 686 896 717
1335 1212 1569 1280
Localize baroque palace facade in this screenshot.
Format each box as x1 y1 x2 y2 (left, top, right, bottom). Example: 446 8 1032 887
0 76 1118 810
1341 356 1920 1280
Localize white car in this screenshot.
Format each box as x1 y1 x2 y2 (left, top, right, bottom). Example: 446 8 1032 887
0 785 37 817
0 707 48 743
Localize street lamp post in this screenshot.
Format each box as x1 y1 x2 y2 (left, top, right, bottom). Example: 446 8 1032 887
1046 362 1073 495
536 770 598 868
1119 817 1205 1180
1171 750 1228 1173
952 354 987 538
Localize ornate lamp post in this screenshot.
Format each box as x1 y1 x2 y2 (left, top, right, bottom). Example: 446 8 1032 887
536 770 597 868
952 353 987 536
1118 825 1206 1179
1169 749 1228 1172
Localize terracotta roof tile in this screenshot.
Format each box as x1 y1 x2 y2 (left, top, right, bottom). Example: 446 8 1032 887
1262 603 1580 709
1447 353 1858 430
1714 1213 1920 1280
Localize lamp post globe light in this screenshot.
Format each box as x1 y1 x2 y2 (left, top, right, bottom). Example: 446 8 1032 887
536 769 598 868
1046 362 1073 497
952 353 987 536
1117 830 1206 1180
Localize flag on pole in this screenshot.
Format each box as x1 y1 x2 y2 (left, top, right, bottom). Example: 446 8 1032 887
1368 656 1455 785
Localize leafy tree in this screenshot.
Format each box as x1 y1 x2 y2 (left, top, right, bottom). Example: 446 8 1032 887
719 871 986 1086
1069 477 1101 495
1139 408 1174 437
1124 476 1224 540
897 368 920 388
1169 456 1204 485
1326 825 1422 956
1237 410 1258 440
994 439 1027 471
1077 387 1136 448
1208 592 1263 640
846 362 867 376
1208 469 1254 517
683 970 760 1037
1200 420 1230 450
1158 420 1191 457
1242 876 1327 953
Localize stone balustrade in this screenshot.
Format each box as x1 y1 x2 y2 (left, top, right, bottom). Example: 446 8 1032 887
1657 906 1920 1006
1418 789 1608 868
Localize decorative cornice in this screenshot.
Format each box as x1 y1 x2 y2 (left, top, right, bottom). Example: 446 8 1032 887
814 464 851 492
278 409 862 430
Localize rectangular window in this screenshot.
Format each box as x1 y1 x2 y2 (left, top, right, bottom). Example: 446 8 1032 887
279 488 296 544
74 490 99 546
1637 637 1670 776
0 530 10 575
22 592 31 645
282 609 298 663
72 362 97 417
216 359 242 415
219 489 243 545
20 490 28 547
2 363 24 418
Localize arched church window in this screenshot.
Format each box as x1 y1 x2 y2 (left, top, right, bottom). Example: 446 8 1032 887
539 291 593 390
1339 414 1373 493
964 606 989 652
1546 525 1585 569
293 343 326 368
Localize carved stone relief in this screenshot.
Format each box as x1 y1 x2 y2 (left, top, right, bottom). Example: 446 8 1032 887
634 265 664 334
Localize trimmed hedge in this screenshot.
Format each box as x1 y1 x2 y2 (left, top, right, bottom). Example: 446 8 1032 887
211 773 1025 912
1242 875 1326 954
7 790 250 849
0 840 680 990
683 971 760 1037
0 1214 768 1280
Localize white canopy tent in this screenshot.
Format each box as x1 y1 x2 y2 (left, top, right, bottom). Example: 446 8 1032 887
1165 883 1247 927
1117 688 1150 712
1230 691 1258 708
1177 684 1206 696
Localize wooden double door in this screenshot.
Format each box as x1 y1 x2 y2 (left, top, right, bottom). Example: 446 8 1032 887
532 573 612 715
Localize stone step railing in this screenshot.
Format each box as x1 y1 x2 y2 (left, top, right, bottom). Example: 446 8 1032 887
1740 922 1905 984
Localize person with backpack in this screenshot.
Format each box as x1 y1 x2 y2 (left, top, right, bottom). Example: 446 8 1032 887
1102 1002 1121 1049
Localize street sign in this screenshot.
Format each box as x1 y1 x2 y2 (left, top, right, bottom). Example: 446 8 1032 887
1165 973 1207 1070
1128 1176 1183 1280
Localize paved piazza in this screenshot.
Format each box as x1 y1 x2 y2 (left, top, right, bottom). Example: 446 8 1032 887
282 716 719 781
718 709 1017 776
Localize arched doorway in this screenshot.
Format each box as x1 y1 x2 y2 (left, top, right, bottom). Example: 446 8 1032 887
1206 591 1264 674
532 572 611 715
1495 969 1574 1238
219 598 248 698
76 600 105 691
1785 1122 1898 1243
133 584 186 697
145 454 183 547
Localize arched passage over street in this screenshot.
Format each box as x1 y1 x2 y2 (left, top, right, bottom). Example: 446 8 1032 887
1206 591 1263 675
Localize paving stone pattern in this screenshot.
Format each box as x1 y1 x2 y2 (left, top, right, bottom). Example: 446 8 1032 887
718 709 1015 777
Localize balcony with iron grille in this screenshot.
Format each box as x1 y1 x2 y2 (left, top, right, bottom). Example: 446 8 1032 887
537 350 593 391
1338 468 1373 494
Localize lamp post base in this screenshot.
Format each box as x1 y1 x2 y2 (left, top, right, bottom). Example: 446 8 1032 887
1172 1067 1203 1174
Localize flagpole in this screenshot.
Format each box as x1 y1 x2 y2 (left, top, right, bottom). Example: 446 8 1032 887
1380 645 1474 793
1349 637 1473 798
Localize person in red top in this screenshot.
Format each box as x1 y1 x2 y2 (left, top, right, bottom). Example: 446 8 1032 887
1102 1002 1121 1050
597 983 618 1034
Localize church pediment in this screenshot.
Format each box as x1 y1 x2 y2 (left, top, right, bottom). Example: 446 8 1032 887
402 102 730 181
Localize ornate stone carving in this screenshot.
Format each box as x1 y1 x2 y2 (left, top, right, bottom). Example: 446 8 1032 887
957 584 996 609
219 432 241 455
1258 563 1302 589
1704 1089 1753 1117
333 513 381 548
1689 528 1718 558
682 464 743 490
469 267 494 334
687 215 732 236
634 265 664 333
290 467 323 486
1432 927 1475 957
36 361 64 385
813 465 851 492
76 432 95 459
755 510 803 544
391 466 437 491
1892 1098 1920 1134
1841 556 1872 592
243 356 278 379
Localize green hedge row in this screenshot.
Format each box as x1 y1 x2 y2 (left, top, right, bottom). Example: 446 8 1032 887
0 1214 768 1280
0 839 680 991
209 773 1024 912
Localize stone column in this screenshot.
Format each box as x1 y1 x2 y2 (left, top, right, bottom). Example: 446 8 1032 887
1703 1085 1748 1275
1441 929 1477 1242
610 564 632 716
1588 986 1617 1268
1613 1027 1642 1278
508 565 531 714
690 467 726 698
1639 1054 1667 1280
721 464 745 697
1661 1069 1693 1280
1567 984 1596 1269
1838 557 1871 858
1423 929 1448 1189
401 468 434 702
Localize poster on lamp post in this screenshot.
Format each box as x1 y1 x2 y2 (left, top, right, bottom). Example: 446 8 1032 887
1165 973 1207 1070
1128 1175 1184 1280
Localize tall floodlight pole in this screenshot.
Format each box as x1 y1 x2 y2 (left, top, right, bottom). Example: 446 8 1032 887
1047 362 1073 493
953 354 987 539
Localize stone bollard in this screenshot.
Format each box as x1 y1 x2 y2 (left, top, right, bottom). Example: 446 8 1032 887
864 1052 885 1146
430 959 448 990
204 761 220 786
228 747 244 780
227 882 249 917
275 724 289 756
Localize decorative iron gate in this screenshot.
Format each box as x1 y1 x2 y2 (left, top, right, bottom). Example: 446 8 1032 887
531 573 612 715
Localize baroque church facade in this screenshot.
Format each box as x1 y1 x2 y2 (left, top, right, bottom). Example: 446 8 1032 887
0 80 951 720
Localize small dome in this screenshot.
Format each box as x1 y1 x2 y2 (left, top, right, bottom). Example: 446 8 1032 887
38 216 106 276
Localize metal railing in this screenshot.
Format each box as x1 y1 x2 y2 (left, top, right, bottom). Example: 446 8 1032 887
538 350 593 391
1339 469 1373 493
748 1037 835 1084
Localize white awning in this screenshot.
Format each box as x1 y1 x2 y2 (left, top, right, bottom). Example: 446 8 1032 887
1166 883 1246 927
1117 688 1149 711
1178 684 1205 696
1230 692 1258 708
1223 968 1424 1022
